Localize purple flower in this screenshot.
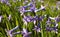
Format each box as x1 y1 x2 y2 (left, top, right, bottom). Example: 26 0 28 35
5 29 13 37
23 15 33 25
33 26 41 32
30 4 37 12
47 25 58 33
52 22 58 33
46 26 53 31
33 22 41 32
23 16 33 22
33 16 38 20
46 18 51 25
21 28 32 37
55 16 60 22
37 22 41 28
33 16 44 21
27 3 33 7
46 18 53 31
0 16 3 22
38 16 44 21
32 16 44 24
19 2 38 15
53 27 58 33
46 22 58 33
46 27 58 33
49 16 60 22
19 6 31 15
19 6 26 15
23 6 28 9
20 6 26 12
23 15 44 25
27 1 37 13
5 26 19 37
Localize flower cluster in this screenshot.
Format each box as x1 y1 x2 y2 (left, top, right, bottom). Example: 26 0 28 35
19 0 46 16
46 17 58 34
0 0 59 37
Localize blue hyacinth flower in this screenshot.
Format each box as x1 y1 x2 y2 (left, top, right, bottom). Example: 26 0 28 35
33 22 41 32
5 26 19 37
21 28 32 37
